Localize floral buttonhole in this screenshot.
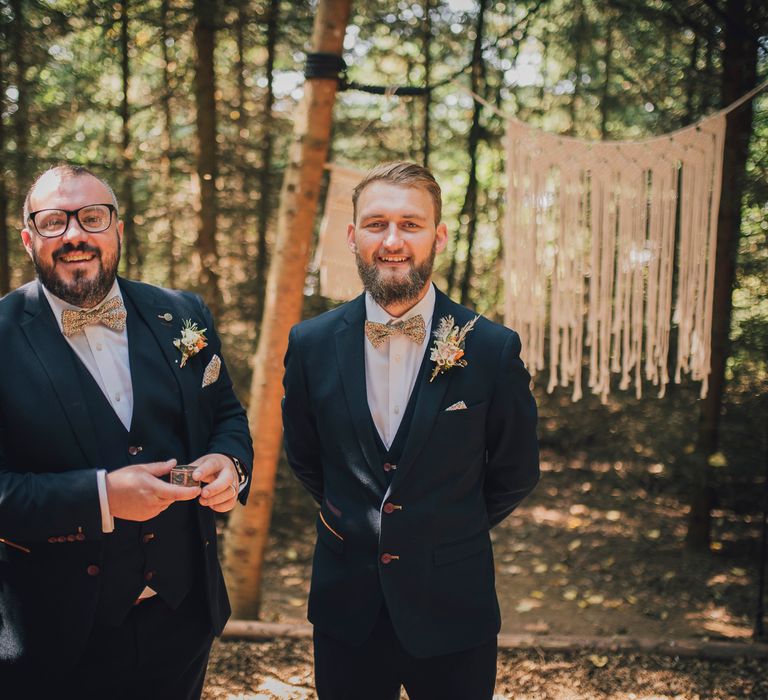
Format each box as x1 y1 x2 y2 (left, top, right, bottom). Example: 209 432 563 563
173 319 208 368
429 314 479 382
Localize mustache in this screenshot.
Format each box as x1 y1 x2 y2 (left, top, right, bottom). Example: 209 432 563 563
53 243 102 261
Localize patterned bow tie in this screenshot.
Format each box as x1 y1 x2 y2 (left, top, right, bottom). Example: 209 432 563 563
365 314 426 349
61 296 127 337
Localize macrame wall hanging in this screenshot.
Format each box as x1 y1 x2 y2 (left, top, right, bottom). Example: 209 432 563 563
315 164 365 301
504 113 726 402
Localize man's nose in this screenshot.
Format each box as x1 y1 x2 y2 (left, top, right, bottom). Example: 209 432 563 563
382 223 404 249
62 216 88 241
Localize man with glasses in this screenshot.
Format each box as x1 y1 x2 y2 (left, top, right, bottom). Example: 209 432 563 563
0 165 252 699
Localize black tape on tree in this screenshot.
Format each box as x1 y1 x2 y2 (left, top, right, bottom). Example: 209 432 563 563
304 53 347 81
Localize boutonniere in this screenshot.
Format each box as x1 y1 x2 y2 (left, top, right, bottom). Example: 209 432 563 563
429 314 479 382
173 319 208 367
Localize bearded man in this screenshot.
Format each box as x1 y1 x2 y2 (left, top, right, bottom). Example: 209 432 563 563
281 161 540 700
0 165 252 699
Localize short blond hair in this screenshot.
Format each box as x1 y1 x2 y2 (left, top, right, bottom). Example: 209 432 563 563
352 161 442 225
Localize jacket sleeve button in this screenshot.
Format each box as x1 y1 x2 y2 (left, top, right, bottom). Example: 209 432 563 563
87 565 100 576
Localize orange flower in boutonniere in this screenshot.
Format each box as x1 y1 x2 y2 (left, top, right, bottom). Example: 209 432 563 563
173 319 208 368
429 315 479 382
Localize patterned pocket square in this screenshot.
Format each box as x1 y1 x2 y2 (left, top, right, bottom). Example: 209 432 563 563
445 400 468 412
202 354 221 388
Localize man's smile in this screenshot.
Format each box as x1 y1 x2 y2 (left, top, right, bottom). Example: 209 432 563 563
58 251 97 264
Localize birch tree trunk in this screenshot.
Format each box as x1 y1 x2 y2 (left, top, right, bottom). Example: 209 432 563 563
224 0 352 619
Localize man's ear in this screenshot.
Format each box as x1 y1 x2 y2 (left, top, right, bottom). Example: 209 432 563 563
20 229 34 260
117 219 124 244
347 223 357 253
435 222 448 255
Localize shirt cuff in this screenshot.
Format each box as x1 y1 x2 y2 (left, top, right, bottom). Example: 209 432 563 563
238 476 248 493
97 469 115 533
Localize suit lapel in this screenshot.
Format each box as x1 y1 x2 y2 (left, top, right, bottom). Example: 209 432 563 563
391 290 470 489
20 282 103 468
119 279 201 455
335 295 388 490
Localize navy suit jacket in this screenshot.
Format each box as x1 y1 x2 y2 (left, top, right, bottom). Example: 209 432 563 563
0 278 252 670
282 287 539 658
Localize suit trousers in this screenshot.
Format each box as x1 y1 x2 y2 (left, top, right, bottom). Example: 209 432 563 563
22 581 214 700
74 583 214 700
313 606 497 700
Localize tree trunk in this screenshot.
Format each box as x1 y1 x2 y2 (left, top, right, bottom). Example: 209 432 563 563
684 34 699 123
160 0 177 288
0 39 9 295
254 0 279 330
685 0 759 550
422 0 432 167
193 0 221 315
223 0 352 619
458 0 487 307
567 0 586 136
10 0 27 199
599 14 613 139
119 1 139 277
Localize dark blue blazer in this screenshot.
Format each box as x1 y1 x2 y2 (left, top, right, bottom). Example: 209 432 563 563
0 278 252 670
282 287 539 658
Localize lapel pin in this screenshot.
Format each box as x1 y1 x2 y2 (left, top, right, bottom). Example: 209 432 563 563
159 312 173 322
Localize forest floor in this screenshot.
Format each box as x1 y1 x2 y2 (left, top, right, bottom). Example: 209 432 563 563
204 449 766 698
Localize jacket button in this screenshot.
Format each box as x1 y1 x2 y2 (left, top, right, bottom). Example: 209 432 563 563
383 462 393 472
142 533 155 544
48 537 57 544
67 535 76 542
86 565 100 576
381 553 393 564
145 570 155 582
57 536 67 543
76 533 86 541
128 446 143 456
383 503 395 514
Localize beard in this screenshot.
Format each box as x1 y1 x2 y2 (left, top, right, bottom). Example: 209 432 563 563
356 242 436 309
33 237 120 308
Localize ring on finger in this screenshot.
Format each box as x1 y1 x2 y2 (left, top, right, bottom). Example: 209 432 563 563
229 482 238 499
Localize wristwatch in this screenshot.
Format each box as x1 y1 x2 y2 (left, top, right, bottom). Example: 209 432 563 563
226 455 247 485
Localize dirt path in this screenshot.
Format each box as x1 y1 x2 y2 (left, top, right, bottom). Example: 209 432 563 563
203 638 767 699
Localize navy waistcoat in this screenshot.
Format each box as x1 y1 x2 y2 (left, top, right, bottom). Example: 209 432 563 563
71 294 200 626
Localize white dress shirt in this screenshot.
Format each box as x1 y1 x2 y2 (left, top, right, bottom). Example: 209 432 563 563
42 280 131 534
364 284 435 449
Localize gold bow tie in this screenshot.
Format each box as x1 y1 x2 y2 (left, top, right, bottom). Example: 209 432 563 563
61 296 127 337
365 315 426 349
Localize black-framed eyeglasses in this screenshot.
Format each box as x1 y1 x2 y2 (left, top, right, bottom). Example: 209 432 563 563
28 204 117 238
